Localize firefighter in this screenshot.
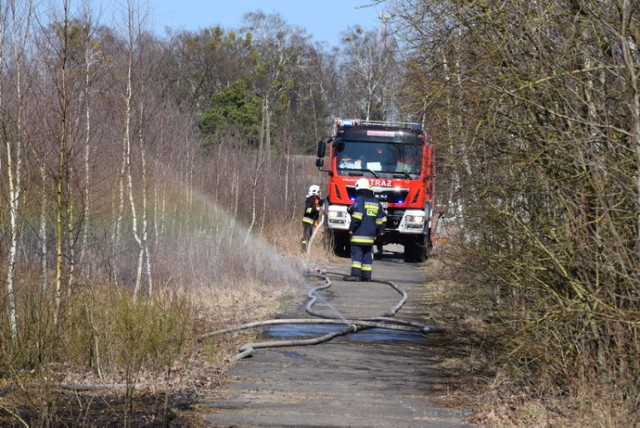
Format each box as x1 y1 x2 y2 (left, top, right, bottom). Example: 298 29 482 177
344 178 387 282
301 184 323 252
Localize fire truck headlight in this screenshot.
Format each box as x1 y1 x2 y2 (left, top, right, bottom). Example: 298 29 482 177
407 215 424 224
328 210 346 219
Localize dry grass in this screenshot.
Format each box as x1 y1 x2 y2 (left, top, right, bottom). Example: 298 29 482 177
423 241 639 427
0 223 309 425
262 221 339 270
191 278 295 331
0 283 298 425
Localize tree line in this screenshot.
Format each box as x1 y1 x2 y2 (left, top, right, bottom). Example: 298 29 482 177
391 0 640 422
0 0 396 334
0 3 402 419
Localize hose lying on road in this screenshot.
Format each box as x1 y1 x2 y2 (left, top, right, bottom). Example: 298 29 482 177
308 270 407 318
232 323 358 360
198 268 444 360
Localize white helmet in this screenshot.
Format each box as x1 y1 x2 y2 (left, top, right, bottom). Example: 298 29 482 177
309 184 320 195
355 177 371 191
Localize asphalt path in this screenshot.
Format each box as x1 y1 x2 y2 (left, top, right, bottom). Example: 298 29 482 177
193 247 474 427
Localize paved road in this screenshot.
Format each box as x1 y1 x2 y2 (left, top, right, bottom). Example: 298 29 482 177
193 250 473 427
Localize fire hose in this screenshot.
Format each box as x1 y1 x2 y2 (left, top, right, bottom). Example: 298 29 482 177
197 269 444 360
305 212 325 256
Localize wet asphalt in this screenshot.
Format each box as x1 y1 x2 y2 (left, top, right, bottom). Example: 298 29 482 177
192 247 474 427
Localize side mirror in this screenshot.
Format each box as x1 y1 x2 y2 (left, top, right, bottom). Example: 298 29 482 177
315 158 324 168
316 139 326 158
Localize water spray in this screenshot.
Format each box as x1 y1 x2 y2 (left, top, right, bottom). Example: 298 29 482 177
305 212 325 257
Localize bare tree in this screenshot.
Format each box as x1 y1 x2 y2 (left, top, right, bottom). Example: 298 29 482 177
0 0 33 341
393 0 640 416
120 1 153 298
338 25 397 120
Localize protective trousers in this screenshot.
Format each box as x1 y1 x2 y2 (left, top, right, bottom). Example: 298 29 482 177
350 244 373 280
301 222 314 251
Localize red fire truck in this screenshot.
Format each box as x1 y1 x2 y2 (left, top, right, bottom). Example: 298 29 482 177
315 118 437 262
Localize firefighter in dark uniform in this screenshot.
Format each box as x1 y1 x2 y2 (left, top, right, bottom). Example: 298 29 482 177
301 184 323 252
344 178 387 281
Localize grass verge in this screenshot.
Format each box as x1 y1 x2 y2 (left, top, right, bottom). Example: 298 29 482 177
424 242 637 427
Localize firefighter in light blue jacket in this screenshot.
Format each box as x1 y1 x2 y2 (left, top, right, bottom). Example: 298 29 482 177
344 178 387 282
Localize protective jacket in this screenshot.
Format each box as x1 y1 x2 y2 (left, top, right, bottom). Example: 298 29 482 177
349 191 387 245
302 194 323 225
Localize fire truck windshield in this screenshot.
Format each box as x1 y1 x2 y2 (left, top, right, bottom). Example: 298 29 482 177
336 141 422 176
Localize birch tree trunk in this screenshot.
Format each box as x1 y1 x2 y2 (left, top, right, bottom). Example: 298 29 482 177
122 1 153 298
40 164 48 291
244 172 261 246
1 0 32 342
66 167 75 294
228 168 240 247
4 141 19 342
54 4 73 323
138 104 153 295
123 36 142 297
244 100 267 245
80 42 95 274
112 135 127 285
259 101 271 234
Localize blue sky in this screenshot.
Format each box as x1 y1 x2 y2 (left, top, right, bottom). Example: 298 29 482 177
147 0 386 47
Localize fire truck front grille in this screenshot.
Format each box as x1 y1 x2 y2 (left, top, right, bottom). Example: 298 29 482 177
376 189 409 204
385 209 405 230
346 187 410 205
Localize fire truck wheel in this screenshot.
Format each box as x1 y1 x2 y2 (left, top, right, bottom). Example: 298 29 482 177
404 234 428 263
328 231 350 258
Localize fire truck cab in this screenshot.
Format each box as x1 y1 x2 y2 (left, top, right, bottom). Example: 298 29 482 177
316 118 436 262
